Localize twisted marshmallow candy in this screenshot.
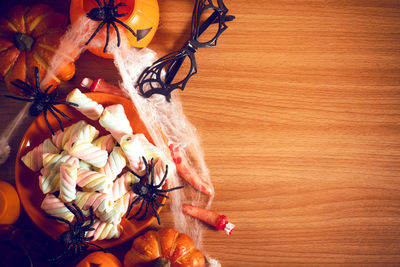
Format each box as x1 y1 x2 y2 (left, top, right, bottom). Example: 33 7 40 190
99 104 132 143
41 193 74 222
59 163 78 202
69 140 108 168
66 88 104 120
77 169 112 193
21 138 59 172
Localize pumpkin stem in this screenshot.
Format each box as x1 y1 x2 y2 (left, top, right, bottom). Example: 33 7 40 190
154 257 171 267
13 32 34 51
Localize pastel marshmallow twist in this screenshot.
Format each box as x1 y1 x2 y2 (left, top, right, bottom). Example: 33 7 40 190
97 192 131 224
75 191 113 215
41 194 74 223
99 104 132 143
64 124 100 152
66 88 104 120
99 147 127 181
92 134 116 153
43 152 79 170
52 120 88 149
112 172 139 201
59 164 78 202
69 140 108 168
21 138 59 172
77 170 113 193
84 220 121 241
39 168 60 194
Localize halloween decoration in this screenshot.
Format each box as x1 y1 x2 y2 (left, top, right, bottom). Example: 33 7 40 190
0 181 20 225
70 0 159 58
47 203 105 262
0 4 76 95
136 0 234 100
76 251 122 267
182 205 235 235
169 144 214 196
124 228 205 267
81 77 130 98
5 67 78 135
126 157 184 225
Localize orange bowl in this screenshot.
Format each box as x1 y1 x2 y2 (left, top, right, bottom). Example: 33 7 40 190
15 92 164 249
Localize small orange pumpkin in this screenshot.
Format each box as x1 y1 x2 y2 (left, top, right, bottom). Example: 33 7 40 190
124 228 205 267
0 4 76 96
69 0 159 59
76 251 122 267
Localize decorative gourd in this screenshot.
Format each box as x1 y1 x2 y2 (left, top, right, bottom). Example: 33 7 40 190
76 251 122 267
124 228 205 267
0 4 76 95
69 0 159 59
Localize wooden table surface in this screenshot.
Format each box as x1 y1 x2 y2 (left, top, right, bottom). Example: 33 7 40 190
1 0 400 266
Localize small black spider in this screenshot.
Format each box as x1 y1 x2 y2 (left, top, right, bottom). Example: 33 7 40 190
47 203 105 263
5 67 78 135
126 157 184 225
85 0 152 53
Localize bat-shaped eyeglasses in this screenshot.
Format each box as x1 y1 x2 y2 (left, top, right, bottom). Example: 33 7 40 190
136 0 235 101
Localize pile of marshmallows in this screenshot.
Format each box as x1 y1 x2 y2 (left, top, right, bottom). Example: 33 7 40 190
21 89 173 241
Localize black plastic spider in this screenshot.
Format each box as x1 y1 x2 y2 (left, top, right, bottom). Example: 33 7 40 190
47 203 105 262
5 67 78 135
85 0 152 53
126 157 184 225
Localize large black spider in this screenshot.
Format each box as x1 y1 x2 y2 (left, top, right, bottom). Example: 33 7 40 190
5 67 78 135
47 203 105 263
126 157 184 225
85 0 152 53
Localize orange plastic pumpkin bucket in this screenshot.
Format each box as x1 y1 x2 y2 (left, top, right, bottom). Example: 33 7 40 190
70 0 159 58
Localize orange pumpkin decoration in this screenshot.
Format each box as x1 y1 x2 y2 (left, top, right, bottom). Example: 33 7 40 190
76 251 122 267
0 4 76 96
70 0 159 59
124 228 205 267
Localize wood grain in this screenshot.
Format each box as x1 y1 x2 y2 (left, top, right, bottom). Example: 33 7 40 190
1 0 400 266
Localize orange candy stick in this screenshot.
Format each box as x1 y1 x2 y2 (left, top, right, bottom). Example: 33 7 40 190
170 144 214 197
81 77 130 99
182 204 235 235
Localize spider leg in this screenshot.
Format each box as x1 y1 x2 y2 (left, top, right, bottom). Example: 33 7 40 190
115 18 137 37
137 201 149 221
48 107 65 132
47 215 72 228
43 109 55 135
54 100 79 107
73 202 86 225
155 164 169 187
44 84 52 94
115 2 127 8
87 242 107 252
64 203 82 225
34 67 41 93
151 201 161 225
103 0 108 7
95 0 103 8
150 158 155 185
125 196 141 218
83 235 94 241
51 105 72 121
154 199 165 207
85 21 106 46
4 95 34 102
103 22 111 53
11 80 35 96
109 0 115 7
128 198 145 220
111 21 121 47
158 185 184 193
88 206 94 227
129 170 145 180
